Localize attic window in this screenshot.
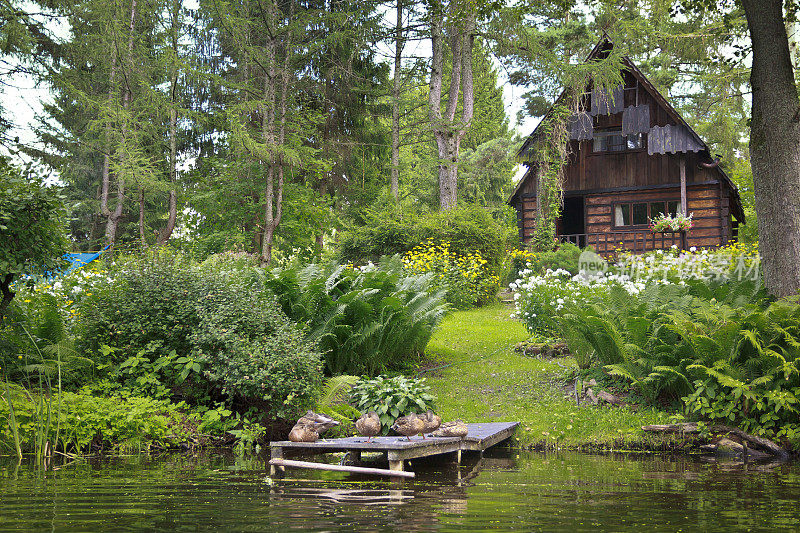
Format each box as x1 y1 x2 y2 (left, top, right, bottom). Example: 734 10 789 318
593 130 644 152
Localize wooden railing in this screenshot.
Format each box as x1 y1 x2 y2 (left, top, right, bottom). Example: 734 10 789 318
559 231 686 255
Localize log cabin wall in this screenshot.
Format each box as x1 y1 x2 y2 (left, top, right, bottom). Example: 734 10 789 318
512 67 742 254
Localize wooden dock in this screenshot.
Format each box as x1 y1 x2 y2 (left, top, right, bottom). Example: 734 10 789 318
269 422 518 477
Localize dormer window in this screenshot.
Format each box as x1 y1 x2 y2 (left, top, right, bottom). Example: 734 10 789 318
593 129 644 152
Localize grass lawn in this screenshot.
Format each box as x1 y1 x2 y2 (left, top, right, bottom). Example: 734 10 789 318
422 303 675 449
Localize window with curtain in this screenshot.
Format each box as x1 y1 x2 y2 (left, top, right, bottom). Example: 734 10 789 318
614 200 679 227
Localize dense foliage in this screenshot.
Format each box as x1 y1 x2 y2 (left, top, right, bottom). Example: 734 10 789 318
1 386 194 455
0 161 68 325
507 242 582 283
350 375 436 434
74 251 322 418
511 243 800 446
338 203 515 288
403 241 499 308
264 257 448 376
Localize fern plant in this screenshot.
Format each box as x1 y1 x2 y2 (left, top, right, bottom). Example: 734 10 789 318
264 257 448 376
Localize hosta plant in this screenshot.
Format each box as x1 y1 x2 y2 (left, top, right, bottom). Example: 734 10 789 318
349 375 436 434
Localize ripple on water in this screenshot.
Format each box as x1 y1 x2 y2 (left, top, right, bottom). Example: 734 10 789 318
2 451 800 532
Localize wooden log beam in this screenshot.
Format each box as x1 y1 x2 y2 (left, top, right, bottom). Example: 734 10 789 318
641 423 700 433
642 422 788 458
712 424 789 460
269 458 415 478
680 157 687 216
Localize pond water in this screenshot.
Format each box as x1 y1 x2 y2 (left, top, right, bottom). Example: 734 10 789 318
2 448 800 532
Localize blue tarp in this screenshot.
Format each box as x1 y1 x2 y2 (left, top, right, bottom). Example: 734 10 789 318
62 244 112 275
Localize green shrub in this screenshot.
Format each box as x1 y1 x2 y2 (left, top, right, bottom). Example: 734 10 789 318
75 250 323 418
264 256 448 376
507 242 583 281
0 387 194 454
403 240 499 308
349 375 436 434
555 276 800 445
338 203 516 279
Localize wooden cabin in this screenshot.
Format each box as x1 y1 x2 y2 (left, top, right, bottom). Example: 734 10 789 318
509 37 745 255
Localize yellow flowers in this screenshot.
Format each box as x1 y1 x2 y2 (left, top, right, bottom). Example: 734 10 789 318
402 239 498 307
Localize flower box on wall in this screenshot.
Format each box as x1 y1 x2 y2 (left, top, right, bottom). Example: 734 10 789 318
649 213 694 234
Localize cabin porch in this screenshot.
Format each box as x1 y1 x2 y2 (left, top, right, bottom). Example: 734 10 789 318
559 230 686 257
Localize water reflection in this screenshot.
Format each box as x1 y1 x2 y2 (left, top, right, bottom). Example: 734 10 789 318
2 449 800 531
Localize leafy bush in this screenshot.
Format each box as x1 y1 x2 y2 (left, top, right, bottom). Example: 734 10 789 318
350 375 436 434
338 203 516 279
0 159 68 326
403 240 498 308
510 242 800 443
508 242 583 280
555 274 800 445
264 256 448 376
75 250 323 418
0 386 195 454
511 268 647 336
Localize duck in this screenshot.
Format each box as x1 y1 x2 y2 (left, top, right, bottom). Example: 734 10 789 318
391 413 426 441
288 410 340 442
431 419 469 439
355 411 381 442
288 421 321 442
297 410 340 433
420 410 441 439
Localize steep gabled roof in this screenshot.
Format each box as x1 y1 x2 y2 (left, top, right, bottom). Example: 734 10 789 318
509 35 745 223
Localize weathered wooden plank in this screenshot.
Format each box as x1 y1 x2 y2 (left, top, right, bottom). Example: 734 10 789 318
688 199 720 209
268 458 416 478
387 440 462 461
622 104 650 135
568 112 593 140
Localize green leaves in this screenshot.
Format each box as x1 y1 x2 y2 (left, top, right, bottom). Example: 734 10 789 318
0 161 68 323
350 375 436 435
264 257 448 376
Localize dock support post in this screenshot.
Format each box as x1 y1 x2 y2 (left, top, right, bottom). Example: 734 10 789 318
270 447 285 478
389 460 404 472
350 450 361 463
456 449 461 464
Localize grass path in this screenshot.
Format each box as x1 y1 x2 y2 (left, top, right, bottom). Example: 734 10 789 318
423 304 672 449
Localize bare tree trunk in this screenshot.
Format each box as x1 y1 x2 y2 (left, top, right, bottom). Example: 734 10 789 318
390 0 404 200
104 0 138 245
138 188 146 246
100 45 118 244
260 0 289 266
428 3 475 210
158 0 180 245
742 0 800 297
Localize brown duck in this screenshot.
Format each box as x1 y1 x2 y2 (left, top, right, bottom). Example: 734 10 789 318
431 420 469 439
288 410 340 442
297 410 340 432
420 410 441 439
288 421 320 442
391 413 426 440
355 411 381 442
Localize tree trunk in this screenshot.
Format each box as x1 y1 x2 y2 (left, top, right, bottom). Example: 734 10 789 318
390 0 403 200
158 0 180 246
260 0 288 266
0 273 15 328
100 44 119 245
428 4 475 210
104 0 138 246
138 188 146 246
742 0 800 297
